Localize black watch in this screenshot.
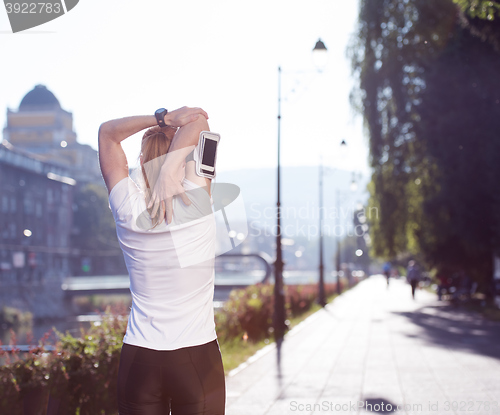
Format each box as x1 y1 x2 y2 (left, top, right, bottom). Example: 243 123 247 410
154 108 168 128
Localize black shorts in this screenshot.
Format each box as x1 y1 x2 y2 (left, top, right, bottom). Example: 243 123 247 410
117 339 225 415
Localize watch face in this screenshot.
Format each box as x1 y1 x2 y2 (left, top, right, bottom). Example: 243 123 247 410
155 108 166 115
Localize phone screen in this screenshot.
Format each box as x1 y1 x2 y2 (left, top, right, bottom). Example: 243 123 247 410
202 138 217 167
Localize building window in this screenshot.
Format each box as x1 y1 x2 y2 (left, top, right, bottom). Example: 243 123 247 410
47 188 53 204
24 195 34 215
10 197 16 213
62 185 69 204
35 202 42 218
1 196 8 213
62 257 69 274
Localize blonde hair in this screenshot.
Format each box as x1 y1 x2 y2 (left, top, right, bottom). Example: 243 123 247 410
140 126 177 228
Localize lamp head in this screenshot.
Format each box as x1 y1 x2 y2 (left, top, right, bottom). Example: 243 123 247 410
313 39 327 52
312 38 328 72
339 139 348 160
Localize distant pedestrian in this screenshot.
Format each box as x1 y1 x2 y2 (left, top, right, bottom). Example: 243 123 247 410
407 260 420 299
436 271 448 301
383 262 391 287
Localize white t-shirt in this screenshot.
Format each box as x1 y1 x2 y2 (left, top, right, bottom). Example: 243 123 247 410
108 175 217 350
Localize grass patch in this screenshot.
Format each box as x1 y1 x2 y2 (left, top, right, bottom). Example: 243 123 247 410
458 300 500 322
287 292 340 329
219 337 270 375
426 287 500 322
482 306 500 321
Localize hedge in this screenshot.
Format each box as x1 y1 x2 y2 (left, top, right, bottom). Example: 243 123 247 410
215 282 342 342
0 304 127 415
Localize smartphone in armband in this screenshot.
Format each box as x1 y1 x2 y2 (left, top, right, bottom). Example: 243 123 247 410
196 131 220 179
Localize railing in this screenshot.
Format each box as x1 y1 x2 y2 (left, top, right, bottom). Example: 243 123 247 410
61 252 274 296
216 252 273 283
0 344 55 352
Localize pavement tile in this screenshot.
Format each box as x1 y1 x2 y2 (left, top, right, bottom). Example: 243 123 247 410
224 276 500 415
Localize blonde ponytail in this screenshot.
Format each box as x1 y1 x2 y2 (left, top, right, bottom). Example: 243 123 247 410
140 126 177 228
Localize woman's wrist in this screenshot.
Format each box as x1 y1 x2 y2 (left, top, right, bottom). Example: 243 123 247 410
162 107 209 129
163 112 173 127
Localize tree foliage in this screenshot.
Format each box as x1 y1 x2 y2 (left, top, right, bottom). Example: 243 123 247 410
454 0 500 52
72 184 117 250
454 0 500 21
350 0 500 289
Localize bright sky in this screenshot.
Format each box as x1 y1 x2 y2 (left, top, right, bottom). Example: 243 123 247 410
0 0 369 175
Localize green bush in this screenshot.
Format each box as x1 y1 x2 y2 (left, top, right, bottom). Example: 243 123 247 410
48 308 126 414
287 284 326 317
216 283 275 341
215 282 341 342
0 304 127 415
0 306 33 328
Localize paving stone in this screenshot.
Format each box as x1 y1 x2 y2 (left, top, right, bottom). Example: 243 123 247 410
224 276 500 415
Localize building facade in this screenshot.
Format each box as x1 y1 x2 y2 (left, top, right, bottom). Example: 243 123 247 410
0 141 76 318
1 85 125 319
3 84 101 184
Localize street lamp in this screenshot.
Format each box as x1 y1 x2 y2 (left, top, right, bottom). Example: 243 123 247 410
318 140 347 304
336 140 348 295
274 39 328 343
274 65 286 345
312 39 328 72
318 157 326 307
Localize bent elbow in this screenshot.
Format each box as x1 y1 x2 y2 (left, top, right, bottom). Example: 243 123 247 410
98 122 114 143
193 115 210 132
98 123 107 142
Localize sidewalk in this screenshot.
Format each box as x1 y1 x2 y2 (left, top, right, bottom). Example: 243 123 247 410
224 275 500 415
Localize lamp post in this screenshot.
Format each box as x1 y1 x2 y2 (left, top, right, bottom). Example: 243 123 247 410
274 65 286 344
274 39 328 343
336 140 348 295
318 139 347 303
335 187 342 295
318 158 326 307
315 38 328 308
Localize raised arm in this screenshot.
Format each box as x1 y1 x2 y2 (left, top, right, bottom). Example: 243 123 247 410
168 115 211 188
98 115 156 194
98 107 208 194
147 115 211 224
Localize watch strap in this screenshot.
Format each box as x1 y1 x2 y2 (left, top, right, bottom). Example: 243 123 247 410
155 108 168 128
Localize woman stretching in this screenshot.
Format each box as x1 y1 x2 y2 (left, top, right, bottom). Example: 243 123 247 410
98 106 225 415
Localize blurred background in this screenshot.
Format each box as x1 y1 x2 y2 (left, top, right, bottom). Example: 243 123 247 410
1 0 500 386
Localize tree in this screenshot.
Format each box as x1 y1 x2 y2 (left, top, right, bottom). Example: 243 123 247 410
417 25 500 287
454 1 500 51
71 184 126 275
349 0 500 290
